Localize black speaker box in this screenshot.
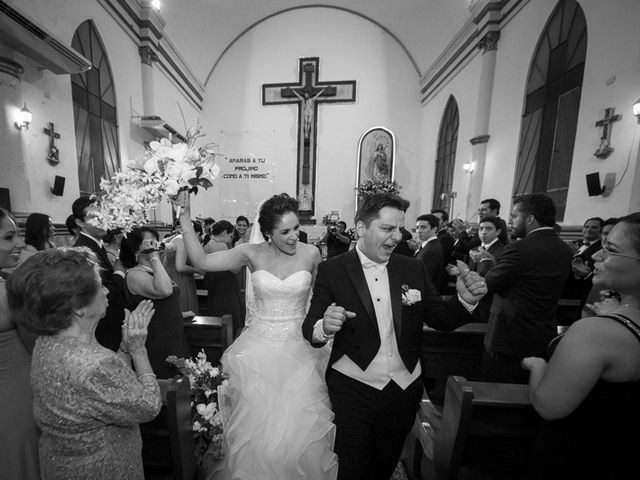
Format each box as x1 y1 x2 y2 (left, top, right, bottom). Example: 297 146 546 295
0 188 10 211
51 176 65 197
586 173 603 196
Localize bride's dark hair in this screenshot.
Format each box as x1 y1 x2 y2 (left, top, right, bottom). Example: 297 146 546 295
258 193 299 241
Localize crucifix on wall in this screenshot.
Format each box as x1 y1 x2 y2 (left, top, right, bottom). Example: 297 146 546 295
594 107 621 159
44 122 61 165
262 57 356 222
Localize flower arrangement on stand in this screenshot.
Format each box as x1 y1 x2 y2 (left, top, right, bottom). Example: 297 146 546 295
89 126 220 233
166 351 229 465
355 178 401 201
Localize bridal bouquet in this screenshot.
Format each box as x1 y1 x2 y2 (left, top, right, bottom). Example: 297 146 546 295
166 350 229 463
89 125 220 232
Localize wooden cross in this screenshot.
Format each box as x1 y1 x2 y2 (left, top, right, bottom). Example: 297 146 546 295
594 107 621 159
262 57 356 220
44 122 61 164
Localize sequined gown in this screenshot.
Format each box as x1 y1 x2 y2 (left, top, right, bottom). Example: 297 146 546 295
31 336 162 480
215 270 338 480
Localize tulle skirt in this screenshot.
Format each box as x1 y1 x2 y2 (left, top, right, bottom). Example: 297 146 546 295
214 327 337 480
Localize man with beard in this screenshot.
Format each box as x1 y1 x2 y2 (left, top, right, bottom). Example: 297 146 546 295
480 194 572 384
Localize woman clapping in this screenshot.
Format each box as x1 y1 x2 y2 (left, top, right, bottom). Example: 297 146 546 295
6 248 161 480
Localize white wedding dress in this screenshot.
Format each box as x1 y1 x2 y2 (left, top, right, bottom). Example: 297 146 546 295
215 269 338 480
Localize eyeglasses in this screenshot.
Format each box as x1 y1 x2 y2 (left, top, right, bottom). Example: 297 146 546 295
602 244 640 261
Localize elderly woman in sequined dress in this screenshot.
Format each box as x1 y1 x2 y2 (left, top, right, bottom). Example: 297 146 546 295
6 247 162 480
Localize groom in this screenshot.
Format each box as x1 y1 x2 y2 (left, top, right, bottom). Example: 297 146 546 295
302 193 487 480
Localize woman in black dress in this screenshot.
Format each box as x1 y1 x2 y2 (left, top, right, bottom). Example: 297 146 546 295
204 220 244 337
522 212 640 479
120 227 189 378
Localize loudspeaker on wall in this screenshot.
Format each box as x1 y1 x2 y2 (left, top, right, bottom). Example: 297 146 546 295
586 173 604 196
51 176 65 196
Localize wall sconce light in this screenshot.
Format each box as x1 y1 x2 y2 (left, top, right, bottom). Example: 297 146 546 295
463 161 475 174
633 98 640 123
15 103 32 130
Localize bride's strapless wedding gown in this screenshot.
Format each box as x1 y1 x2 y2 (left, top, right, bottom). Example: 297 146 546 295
216 270 338 480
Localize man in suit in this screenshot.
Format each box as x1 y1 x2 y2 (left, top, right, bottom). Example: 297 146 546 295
468 216 506 322
481 194 573 384
72 196 125 351
414 214 444 293
452 198 509 260
302 193 487 480
431 208 456 294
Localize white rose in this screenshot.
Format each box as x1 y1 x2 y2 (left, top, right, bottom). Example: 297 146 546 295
406 289 421 304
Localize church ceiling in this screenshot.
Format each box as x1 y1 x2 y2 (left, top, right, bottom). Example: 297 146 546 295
160 0 472 83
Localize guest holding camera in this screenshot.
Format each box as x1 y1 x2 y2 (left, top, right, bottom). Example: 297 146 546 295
6 248 161 480
120 227 189 378
321 220 351 258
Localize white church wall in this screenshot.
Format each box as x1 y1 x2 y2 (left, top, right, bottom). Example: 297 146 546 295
563 0 640 222
198 7 421 227
485 0 640 224
3 0 163 223
417 55 483 222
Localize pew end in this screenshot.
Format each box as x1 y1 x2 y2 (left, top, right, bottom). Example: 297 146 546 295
410 375 540 480
184 314 233 366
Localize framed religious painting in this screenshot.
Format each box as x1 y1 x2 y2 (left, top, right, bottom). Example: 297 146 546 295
356 126 395 186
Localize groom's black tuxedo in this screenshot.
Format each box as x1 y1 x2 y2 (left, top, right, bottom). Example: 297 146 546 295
303 249 472 374
303 249 474 480
74 234 125 351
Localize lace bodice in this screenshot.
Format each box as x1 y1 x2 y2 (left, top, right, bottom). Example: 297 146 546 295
245 270 312 343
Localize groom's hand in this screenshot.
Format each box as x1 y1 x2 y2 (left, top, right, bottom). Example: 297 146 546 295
323 303 356 335
455 260 487 304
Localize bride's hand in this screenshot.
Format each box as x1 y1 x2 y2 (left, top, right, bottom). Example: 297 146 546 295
174 190 191 220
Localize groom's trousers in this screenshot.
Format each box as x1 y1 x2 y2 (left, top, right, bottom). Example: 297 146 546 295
328 370 422 480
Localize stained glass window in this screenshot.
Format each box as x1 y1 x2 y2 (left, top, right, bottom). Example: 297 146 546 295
71 21 120 195
432 96 459 213
513 0 586 220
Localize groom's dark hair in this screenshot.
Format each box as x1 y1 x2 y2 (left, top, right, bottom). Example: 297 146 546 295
355 193 410 227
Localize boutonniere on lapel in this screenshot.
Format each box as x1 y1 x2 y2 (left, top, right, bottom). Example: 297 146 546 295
401 284 421 306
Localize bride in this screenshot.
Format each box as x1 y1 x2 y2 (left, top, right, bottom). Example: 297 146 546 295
176 191 338 480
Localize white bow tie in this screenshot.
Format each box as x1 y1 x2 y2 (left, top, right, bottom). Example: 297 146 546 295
362 260 388 272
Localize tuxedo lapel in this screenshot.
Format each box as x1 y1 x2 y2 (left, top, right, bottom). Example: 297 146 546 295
344 251 377 328
387 256 403 337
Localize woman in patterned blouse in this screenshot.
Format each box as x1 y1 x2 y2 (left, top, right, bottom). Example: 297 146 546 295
6 247 162 480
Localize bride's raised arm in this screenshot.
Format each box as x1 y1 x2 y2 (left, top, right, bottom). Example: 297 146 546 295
175 190 251 272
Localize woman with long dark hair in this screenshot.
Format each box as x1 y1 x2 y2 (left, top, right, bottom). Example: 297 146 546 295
18 212 56 263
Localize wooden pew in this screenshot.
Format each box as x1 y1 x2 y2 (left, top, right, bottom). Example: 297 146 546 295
410 376 540 480
166 375 197 480
183 314 233 366
421 323 487 404
422 323 486 381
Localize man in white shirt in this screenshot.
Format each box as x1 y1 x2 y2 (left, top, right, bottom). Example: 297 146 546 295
302 193 487 480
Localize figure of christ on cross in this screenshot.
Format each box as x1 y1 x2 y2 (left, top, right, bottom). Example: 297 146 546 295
262 57 356 220
286 87 326 140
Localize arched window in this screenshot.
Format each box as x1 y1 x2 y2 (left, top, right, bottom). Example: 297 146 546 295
513 0 586 220
432 96 459 212
71 20 120 195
